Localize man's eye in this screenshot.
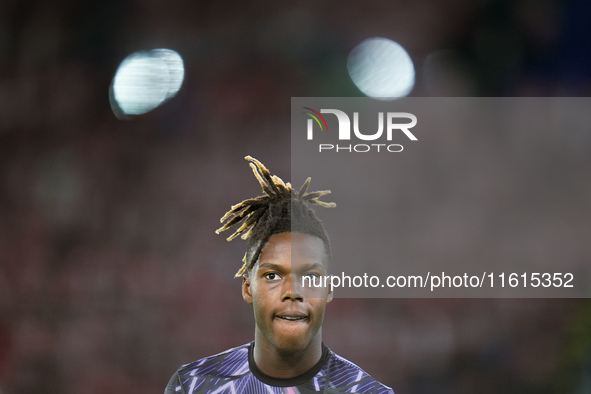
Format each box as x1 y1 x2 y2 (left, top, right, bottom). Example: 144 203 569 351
304 273 321 280
264 273 281 281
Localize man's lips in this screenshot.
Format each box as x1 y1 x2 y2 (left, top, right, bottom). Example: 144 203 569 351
274 311 308 322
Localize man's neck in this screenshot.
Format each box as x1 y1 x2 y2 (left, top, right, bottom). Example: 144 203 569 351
252 335 323 379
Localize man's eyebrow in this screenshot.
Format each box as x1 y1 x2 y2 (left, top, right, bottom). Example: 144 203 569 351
257 263 284 271
257 262 327 272
299 262 326 271
294 262 328 275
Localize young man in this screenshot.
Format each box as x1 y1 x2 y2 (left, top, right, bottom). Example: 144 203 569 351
165 156 394 393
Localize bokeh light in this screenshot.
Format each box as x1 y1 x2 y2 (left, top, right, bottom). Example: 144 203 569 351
347 37 415 99
110 49 184 118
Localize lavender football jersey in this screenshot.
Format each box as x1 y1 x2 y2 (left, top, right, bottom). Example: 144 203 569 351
165 342 393 394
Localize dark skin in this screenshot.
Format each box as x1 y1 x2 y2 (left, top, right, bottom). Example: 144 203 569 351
242 232 333 379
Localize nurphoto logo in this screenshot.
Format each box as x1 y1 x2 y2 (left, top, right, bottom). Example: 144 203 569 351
302 107 417 153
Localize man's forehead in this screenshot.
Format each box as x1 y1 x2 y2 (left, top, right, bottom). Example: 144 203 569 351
255 232 329 267
256 261 326 273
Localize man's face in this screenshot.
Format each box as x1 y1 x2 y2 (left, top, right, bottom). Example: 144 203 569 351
242 232 333 354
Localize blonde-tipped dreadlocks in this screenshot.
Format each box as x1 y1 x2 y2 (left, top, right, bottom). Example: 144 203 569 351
216 156 336 277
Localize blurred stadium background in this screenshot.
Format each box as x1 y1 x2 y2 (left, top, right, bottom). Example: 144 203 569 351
1 0 591 393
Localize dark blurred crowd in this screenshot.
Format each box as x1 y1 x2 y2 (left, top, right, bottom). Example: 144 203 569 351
1 1 590 393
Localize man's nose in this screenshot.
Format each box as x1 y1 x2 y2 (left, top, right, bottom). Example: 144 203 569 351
282 274 303 301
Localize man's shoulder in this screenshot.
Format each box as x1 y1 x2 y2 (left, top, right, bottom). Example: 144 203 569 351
176 343 251 379
324 348 395 394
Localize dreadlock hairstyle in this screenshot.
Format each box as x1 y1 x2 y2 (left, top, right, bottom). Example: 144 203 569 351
216 156 336 277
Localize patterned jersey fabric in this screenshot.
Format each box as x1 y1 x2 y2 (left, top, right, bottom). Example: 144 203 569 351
165 342 394 393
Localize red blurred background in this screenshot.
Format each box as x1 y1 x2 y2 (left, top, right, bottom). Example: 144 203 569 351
1 1 591 393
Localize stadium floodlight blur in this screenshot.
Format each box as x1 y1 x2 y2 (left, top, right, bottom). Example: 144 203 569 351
110 49 184 119
347 37 415 100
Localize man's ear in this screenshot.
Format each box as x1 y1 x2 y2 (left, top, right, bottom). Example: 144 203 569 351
327 282 334 304
242 273 253 304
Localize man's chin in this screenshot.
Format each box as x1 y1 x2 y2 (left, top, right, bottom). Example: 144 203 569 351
272 331 314 354
257 318 321 354
274 340 310 355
